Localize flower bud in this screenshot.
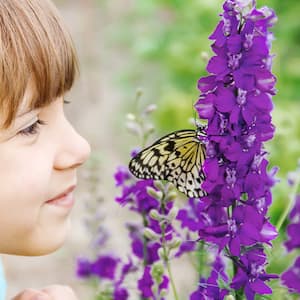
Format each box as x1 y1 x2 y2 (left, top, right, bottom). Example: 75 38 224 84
154 180 165 192
151 262 164 280
201 51 209 62
147 186 163 201
145 124 155 135
144 104 157 114
167 237 181 250
165 191 178 202
152 285 158 296
143 228 160 241
136 87 143 98
126 113 136 121
167 207 179 222
149 209 162 221
160 289 168 297
126 122 141 136
158 247 167 261
225 295 236 300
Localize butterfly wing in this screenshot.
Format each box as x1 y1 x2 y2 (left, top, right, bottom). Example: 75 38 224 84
129 129 206 198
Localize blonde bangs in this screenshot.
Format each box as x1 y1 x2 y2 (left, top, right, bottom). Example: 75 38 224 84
0 0 78 128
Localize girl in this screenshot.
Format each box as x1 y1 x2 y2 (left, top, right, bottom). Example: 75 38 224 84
0 0 91 299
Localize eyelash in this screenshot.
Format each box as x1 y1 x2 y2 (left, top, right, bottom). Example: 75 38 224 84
18 120 47 136
18 99 70 137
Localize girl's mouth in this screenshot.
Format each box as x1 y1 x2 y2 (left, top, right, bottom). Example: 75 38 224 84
46 185 76 208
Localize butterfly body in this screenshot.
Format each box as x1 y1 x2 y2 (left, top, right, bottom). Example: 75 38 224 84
129 128 207 198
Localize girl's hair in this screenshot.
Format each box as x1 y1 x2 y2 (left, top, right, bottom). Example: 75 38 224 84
0 0 78 128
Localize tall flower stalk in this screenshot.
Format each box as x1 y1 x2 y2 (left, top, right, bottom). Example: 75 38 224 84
193 0 278 298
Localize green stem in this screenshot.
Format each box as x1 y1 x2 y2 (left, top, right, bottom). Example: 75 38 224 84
276 174 300 232
228 201 244 300
142 213 149 267
141 213 149 300
160 192 179 300
165 257 179 300
161 228 179 300
197 240 205 277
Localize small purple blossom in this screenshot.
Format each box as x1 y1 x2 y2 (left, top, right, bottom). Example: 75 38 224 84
281 257 300 294
138 266 154 298
231 248 278 300
113 287 129 300
91 255 119 280
114 166 131 186
190 256 229 300
138 266 169 299
285 195 300 251
281 194 300 294
114 164 160 213
76 257 92 278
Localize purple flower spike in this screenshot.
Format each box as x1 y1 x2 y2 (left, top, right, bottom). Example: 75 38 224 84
194 0 278 297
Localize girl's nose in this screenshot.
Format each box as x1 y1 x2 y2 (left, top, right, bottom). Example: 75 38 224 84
53 118 91 171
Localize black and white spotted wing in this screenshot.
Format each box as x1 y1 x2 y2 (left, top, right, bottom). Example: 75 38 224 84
128 129 206 198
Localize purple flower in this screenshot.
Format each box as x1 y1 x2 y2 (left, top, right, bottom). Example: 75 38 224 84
117 257 138 286
281 195 300 294
228 205 277 256
132 238 160 264
190 256 229 300
138 266 169 299
138 266 154 298
76 257 92 278
114 161 161 214
127 223 160 264
114 166 131 186
175 239 196 257
281 257 300 294
113 287 129 300
115 175 159 214
285 223 300 251
231 248 278 300
285 196 300 251
91 255 119 280
177 198 209 232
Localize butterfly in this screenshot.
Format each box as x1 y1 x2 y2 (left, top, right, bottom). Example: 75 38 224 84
128 126 207 198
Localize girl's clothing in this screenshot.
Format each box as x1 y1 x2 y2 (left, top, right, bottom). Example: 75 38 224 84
0 258 6 300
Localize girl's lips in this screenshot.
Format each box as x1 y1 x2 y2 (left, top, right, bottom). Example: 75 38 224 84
46 185 76 208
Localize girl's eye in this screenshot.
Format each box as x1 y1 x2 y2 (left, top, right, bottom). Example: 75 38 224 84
64 99 72 104
18 119 47 136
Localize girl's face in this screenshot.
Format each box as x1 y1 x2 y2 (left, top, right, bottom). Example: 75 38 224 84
0 85 91 255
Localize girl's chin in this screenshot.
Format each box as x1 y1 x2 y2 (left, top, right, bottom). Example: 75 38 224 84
7 219 70 256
